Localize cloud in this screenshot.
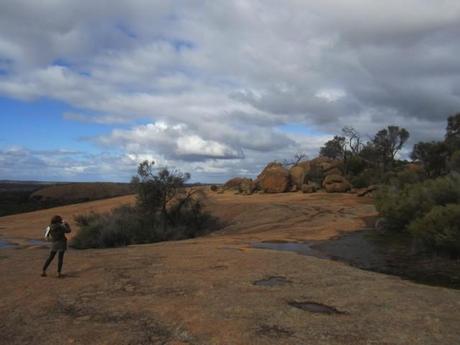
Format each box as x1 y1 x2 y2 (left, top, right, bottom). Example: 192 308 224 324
1 1 460 181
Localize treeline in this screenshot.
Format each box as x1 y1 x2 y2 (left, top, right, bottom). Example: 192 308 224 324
320 113 460 257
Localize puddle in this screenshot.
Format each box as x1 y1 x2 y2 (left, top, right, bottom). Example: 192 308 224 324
0 240 18 249
288 301 346 315
254 276 291 287
251 242 326 258
252 230 460 290
28 239 48 245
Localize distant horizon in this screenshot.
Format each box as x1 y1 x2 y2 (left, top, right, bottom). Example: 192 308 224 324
1 1 459 182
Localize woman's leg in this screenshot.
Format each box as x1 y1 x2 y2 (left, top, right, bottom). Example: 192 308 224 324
57 251 65 275
42 251 57 275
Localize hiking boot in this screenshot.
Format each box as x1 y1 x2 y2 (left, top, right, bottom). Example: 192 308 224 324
41 271 47 277
57 272 62 278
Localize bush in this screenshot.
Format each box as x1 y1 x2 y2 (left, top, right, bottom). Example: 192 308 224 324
408 204 460 257
71 201 219 249
375 173 460 232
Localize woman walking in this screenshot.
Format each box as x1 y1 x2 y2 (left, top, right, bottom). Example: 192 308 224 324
41 215 71 278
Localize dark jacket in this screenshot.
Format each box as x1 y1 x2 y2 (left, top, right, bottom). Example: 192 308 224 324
49 222 71 251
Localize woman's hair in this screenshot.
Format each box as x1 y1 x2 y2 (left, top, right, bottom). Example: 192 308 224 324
51 215 63 224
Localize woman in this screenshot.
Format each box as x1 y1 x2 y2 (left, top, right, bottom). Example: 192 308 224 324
41 215 71 278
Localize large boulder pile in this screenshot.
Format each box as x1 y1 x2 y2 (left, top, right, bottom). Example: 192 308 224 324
256 162 290 193
322 174 352 193
222 156 354 195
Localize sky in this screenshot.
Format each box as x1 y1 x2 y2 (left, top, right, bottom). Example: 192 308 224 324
1 0 459 182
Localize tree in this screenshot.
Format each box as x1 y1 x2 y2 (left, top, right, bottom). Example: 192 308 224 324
320 136 346 160
411 141 449 178
282 153 308 167
342 127 364 155
446 113 460 152
372 126 410 171
131 160 192 227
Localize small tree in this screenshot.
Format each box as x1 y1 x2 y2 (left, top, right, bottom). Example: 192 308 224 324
446 113 460 152
131 161 191 227
282 153 308 167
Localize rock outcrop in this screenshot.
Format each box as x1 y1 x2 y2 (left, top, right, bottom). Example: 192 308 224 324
322 174 352 193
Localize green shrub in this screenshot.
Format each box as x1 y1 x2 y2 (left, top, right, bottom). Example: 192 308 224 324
408 204 460 257
385 168 425 189
449 150 460 173
375 173 460 231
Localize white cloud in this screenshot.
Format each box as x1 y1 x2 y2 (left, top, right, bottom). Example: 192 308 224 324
1 1 459 181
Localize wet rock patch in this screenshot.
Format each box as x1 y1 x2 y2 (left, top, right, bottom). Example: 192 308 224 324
256 324 294 338
288 301 346 315
254 276 292 287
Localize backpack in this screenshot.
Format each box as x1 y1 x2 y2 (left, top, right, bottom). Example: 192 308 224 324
44 226 52 241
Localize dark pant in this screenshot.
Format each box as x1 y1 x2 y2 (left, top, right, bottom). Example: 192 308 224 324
43 251 65 273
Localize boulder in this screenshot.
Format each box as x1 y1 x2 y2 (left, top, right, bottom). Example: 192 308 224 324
289 165 307 188
322 174 352 193
301 183 317 193
296 160 311 174
224 177 244 190
239 178 256 195
256 162 290 193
